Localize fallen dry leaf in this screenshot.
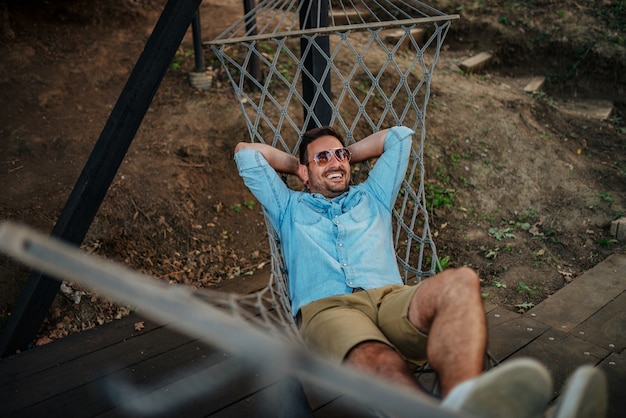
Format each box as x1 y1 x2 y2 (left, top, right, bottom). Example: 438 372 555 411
134 321 145 331
36 336 53 346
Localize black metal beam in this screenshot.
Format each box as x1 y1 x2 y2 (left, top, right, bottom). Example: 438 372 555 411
299 0 332 131
0 0 203 358
243 0 261 88
191 11 204 73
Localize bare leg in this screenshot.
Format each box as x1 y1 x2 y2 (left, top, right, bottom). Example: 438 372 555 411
345 340 421 390
408 267 487 397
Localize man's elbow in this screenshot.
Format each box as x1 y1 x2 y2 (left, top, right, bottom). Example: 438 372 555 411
234 142 249 154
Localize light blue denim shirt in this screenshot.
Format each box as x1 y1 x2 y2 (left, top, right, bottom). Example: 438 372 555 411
235 126 414 315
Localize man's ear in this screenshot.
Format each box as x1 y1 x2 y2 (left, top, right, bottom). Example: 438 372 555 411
298 163 309 186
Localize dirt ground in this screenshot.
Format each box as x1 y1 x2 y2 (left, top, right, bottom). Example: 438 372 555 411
0 0 624 347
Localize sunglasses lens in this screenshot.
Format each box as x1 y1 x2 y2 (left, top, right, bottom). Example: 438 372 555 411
310 148 350 166
335 148 350 161
314 150 332 166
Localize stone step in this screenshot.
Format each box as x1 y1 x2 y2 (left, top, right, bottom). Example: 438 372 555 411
458 52 493 73
556 99 614 121
524 76 546 93
382 27 426 48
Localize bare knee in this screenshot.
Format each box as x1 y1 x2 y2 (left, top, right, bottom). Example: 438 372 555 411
345 341 404 368
409 267 482 330
430 266 480 298
345 341 419 388
451 267 481 294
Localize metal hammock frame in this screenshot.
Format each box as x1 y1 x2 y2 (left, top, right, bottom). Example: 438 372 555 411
205 0 458 341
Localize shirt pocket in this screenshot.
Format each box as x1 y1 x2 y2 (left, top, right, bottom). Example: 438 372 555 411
347 196 377 223
293 205 325 226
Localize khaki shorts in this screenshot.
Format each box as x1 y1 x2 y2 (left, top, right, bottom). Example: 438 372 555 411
298 284 428 370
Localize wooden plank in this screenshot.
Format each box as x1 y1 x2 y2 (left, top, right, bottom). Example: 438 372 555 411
598 352 626 418
12 336 225 417
98 357 284 418
0 314 160 386
313 394 380 417
485 306 519 328
208 377 314 418
530 254 626 331
487 316 550 362
458 52 492 73
1 326 196 414
14 338 224 417
510 329 610 399
572 290 626 352
211 268 270 295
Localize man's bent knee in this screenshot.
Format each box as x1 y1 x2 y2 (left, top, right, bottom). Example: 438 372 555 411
433 267 481 298
409 267 483 331
345 341 420 388
454 267 481 292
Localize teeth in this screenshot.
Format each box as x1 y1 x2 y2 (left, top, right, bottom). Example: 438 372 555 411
328 173 342 179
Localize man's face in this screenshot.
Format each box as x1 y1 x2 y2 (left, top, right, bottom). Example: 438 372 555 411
302 135 351 199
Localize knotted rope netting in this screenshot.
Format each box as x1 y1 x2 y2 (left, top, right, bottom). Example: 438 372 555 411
0 3 466 410
204 0 458 341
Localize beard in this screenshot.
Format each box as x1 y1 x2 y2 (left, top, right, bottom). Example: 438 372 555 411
309 168 350 198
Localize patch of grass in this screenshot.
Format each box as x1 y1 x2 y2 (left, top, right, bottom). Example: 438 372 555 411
232 200 257 213
170 49 193 71
491 280 507 289
599 191 613 203
530 90 555 107
435 255 450 273
596 238 613 249
489 226 516 241
516 207 537 223
487 210 501 225
516 281 543 297
426 184 455 210
587 191 614 209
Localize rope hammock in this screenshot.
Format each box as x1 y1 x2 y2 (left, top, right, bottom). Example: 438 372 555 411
0 3 471 411
204 0 458 342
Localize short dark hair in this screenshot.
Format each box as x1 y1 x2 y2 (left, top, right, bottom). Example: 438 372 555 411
299 126 344 164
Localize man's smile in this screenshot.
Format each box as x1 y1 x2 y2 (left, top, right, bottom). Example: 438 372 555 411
325 170 345 181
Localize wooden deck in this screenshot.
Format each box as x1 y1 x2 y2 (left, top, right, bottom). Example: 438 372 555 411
1 253 624 417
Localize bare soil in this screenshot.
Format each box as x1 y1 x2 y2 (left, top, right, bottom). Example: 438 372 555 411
0 0 624 347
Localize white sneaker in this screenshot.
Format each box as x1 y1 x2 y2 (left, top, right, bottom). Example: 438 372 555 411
441 358 553 418
549 365 608 418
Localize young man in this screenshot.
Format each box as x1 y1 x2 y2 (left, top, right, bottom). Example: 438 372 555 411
234 126 606 418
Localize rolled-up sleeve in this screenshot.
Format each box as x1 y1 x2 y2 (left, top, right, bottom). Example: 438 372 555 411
366 126 414 209
234 149 291 231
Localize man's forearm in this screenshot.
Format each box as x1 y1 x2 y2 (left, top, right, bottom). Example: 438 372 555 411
234 142 301 175
347 129 389 163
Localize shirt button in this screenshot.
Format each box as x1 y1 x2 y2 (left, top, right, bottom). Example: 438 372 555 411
338 243 343 247
343 263 347 267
